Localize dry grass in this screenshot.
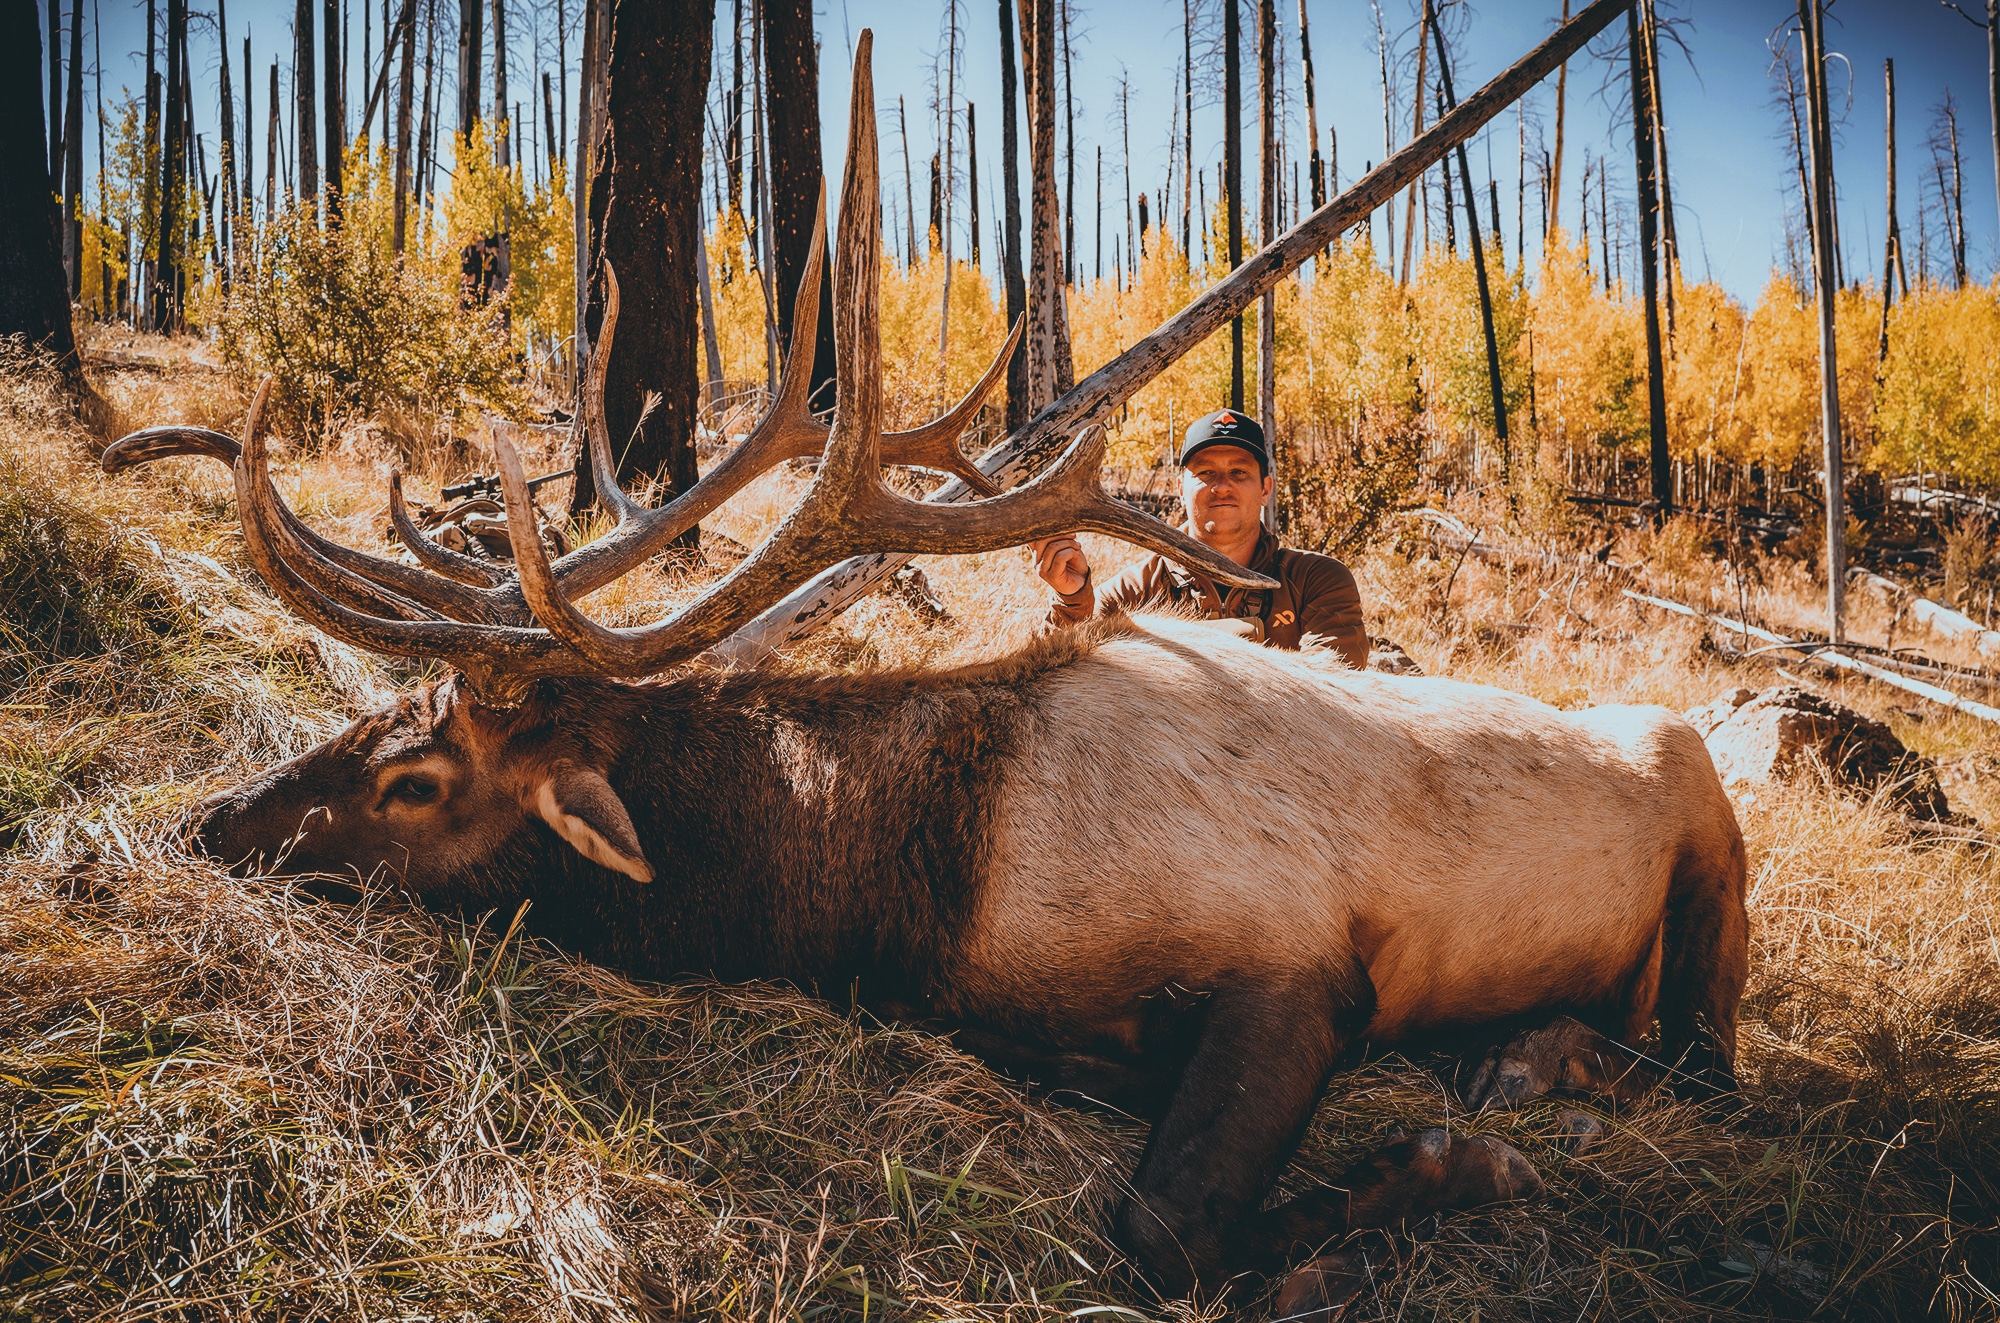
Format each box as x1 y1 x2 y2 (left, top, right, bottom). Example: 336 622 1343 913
3 362 1999 1320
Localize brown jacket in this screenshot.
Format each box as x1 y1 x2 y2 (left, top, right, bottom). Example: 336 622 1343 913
1046 529 1370 668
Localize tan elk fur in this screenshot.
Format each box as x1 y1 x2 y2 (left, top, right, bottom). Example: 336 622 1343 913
948 614 1747 1056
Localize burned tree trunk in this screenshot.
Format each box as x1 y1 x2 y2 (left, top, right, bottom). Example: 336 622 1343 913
297 0 317 211
1880 58 1899 363
395 0 417 249
1549 0 1568 237
158 0 184 329
324 0 343 221
1224 0 1242 408
999 0 1027 427
1299 0 1323 211
1258 0 1277 526
761 0 836 409
1020 0 1071 410
62 0 84 298
1427 0 1510 485
1800 0 1845 640
1 0 78 375
1628 1 1667 515
572 0 716 535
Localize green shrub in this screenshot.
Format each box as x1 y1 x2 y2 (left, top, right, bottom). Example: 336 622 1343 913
217 205 529 443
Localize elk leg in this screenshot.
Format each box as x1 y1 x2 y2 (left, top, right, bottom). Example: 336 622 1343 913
1464 1014 1658 1110
1249 1127 1543 1281
1115 960 1375 1297
1656 832 1749 1097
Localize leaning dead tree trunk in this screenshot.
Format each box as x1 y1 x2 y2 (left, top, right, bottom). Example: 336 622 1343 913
1427 1 1510 486
571 0 716 533
1629 2 1668 516
0 0 79 381
1800 0 1845 642
716 0 1637 665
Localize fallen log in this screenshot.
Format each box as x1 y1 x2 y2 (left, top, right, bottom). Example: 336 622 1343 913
1623 589 2000 725
1851 569 2000 658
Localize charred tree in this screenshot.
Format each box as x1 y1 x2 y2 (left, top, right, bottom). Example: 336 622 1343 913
761 0 835 408
1400 0 1431 284
297 0 318 211
1549 0 1568 237
572 0 716 537
1626 1 1666 515
2 0 77 375
1020 0 1071 409
62 0 84 297
1642 0 1676 335
492 0 509 165
1800 0 1845 640
1880 58 1900 362
968 100 979 266
324 0 343 221
1258 0 1276 525
1427 0 1510 485
395 0 417 248
1182 0 1193 255
157 0 184 329
1299 0 1323 211
458 0 482 137
1224 0 1242 408
727 0 743 215
998 0 1027 426
1060 0 1073 286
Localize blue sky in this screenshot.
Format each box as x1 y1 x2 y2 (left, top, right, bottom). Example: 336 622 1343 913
55 0 1994 303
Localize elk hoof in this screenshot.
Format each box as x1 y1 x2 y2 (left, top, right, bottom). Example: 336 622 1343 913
1555 1109 1605 1155
1467 1015 1648 1110
1273 1251 1369 1321
1339 1128 1543 1230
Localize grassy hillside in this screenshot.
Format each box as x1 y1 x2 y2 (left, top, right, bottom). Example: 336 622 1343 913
2 358 1997 1321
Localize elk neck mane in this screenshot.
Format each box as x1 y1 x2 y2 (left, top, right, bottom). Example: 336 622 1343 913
460 616 1143 1001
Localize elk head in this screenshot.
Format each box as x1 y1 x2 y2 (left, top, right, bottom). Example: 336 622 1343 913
107 30 1275 885
186 675 656 892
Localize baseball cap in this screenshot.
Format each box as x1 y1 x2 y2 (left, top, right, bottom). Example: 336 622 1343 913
1178 409 1270 473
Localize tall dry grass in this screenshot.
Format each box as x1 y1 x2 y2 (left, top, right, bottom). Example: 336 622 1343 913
2 360 1998 1320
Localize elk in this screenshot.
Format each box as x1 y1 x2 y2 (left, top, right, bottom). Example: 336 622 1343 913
105 33 1748 1319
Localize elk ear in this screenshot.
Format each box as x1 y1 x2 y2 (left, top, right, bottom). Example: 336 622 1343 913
529 761 654 883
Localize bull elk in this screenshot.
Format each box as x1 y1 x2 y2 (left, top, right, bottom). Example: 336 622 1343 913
104 32 1748 1319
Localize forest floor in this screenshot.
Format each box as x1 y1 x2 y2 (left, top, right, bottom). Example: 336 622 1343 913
3 354 1999 1321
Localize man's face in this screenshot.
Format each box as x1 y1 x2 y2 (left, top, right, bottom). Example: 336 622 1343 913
1181 445 1272 544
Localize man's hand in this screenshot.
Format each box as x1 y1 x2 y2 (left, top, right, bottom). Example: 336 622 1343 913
1031 535 1091 597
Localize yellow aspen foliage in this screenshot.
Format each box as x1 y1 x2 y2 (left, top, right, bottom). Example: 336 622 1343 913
442 125 574 355
877 251 1008 428
1875 283 2000 485
702 209 777 400
1663 278 1751 459
1070 235 1234 467
1528 231 1644 455
1284 238 1419 437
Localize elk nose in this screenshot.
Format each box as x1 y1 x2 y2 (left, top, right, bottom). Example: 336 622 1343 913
183 791 246 866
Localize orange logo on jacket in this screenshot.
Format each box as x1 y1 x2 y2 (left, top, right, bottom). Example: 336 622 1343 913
1272 610 1296 626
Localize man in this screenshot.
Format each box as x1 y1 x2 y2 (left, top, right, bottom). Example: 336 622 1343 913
1033 409 1370 668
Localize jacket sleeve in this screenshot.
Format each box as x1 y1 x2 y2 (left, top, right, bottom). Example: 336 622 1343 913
1042 559 1167 630
1295 556 1370 669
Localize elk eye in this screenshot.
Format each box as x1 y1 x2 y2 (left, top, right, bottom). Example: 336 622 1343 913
389 775 440 804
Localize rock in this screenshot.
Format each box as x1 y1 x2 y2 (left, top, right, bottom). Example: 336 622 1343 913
1367 638 1425 675
1687 685 1952 820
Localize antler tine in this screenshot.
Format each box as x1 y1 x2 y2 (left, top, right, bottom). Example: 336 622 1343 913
876 316 1021 497
544 189 832 600
104 418 515 623
495 30 1270 681
229 380 586 701
576 264 648 523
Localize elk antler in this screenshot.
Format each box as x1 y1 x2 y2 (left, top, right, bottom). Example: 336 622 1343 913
103 28 1273 703
490 29 1272 678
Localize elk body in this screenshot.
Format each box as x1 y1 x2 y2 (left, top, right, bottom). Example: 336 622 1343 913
107 32 1749 1315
